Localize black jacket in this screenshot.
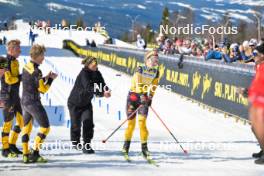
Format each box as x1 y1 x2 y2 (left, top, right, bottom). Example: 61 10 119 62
68 67 108 108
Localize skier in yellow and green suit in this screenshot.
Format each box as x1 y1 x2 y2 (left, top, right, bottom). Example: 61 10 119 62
122 49 160 158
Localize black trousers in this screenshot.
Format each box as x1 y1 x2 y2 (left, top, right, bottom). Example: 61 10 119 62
68 103 94 144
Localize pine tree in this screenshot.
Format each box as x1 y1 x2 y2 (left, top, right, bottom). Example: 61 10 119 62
76 17 84 29
144 24 155 43
236 20 247 43
161 7 170 28
121 31 130 42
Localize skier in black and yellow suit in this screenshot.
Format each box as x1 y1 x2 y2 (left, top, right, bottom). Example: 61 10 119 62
1 40 24 158
122 50 160 158
21 44 57 163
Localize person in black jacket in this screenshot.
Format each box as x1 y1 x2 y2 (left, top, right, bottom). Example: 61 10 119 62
68 56 111 154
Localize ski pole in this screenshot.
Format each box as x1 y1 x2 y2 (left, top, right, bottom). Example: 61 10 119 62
150 106 188 154
102 105 142 143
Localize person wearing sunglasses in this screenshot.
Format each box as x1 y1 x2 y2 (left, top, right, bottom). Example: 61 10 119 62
122 49 160 159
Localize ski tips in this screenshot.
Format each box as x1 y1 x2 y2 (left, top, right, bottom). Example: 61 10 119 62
183 150 188 154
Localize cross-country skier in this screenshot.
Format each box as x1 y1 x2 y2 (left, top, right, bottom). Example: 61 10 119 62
1 40 24 158
122 49 160 159
21 44 57 163
67 56 111 154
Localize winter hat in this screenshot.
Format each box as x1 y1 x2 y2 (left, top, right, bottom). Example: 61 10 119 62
230 43 239 52
144 50 158 62
249 38 258 46
82 56 97 65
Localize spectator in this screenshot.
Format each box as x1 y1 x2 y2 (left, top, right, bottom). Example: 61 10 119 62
240 41 256 63
174 39 183 54
153 34 263 64
47 20 51 34
156 33 165 51
136 34 146 49
3 36 6 45
196 46 204 58
31 34 38 46
86 39 90 46
29 29 33 45
178 39 192 55
249 38 258 48
163 38 173 55
223 43 241 63
205 45 222 61
91 40 97 47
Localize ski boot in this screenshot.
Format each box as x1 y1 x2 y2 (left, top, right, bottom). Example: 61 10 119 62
122 141 131 154
255 153 264 164
253 150 263 158
29 150 47 163
9 144 23 155
83 142 95 154
23 154 31 164
141 143 158 166
122 141 131 161
142 143 151 159
2 148 18 158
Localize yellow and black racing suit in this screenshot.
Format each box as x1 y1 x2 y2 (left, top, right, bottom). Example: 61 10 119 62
21 61 53 154
1 54 23 151
124 65 159 144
